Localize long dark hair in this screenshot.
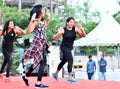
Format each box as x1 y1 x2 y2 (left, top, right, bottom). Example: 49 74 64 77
2 20 13 35
29 4 44 21
65 17 74 26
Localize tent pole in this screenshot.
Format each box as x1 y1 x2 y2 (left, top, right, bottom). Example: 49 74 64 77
117 44 120 68
96 45 100 80
96 45 100 69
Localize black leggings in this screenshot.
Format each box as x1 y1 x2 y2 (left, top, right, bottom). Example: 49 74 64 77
25 59 47 81
0 48 12 77
57 46 73 73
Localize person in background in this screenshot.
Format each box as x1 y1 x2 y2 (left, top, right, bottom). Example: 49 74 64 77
52 17 86 82
0 20 26 82
21 4 50 88
86 55 96 80
16 46 24 74
98 54 107 80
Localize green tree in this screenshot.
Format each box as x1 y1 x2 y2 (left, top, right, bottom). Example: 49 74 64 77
0 5 30 40
47 0 76 42
47 0 99 42
0 0 2 5
1 5 30 29
47 14 62 42
0 0 100 43
114 11 120 24
74 0 100 23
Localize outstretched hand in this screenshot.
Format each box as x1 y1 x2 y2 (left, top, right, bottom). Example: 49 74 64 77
58 27 64 34
77 24 84 31
46 12 51 19
76 24 86 37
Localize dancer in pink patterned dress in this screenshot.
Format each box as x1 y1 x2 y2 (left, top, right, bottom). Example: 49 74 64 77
21 4 50 88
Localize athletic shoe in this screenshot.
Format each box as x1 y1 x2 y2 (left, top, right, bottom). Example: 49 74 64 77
0 73 3 79
3 77 15 82
67 77 78 82
35 83 49 88
52 73 58 81
22 76 29 86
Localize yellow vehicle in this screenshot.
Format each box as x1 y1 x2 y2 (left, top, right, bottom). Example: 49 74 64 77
73 62 85 69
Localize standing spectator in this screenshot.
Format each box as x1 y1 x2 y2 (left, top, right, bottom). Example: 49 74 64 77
98 54 107 80
86 55 96 80
52 17 86 82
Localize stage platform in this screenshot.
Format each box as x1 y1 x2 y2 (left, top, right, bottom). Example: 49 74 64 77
0 76 120 89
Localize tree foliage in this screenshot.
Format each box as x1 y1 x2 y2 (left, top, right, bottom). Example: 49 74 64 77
1 5 30 29
47 0 76 42
47 0 99 42
0 0 2 5
0 0 119 43
1 0 119 45
114 11 120 24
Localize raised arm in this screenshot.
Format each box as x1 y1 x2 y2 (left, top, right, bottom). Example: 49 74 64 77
0 25 3 36
52 27 64 40
14 26 26 35
27 13 38 34
0 29 2 36
75 24 86 37
45 12 51 26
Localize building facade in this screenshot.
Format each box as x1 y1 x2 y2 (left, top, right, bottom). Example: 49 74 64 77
3 0 63 13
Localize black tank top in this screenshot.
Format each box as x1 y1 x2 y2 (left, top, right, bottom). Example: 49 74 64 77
2 30 16 52
61 27 76 49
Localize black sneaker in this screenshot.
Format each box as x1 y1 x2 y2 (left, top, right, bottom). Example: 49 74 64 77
22 76 29 86
35 83 49 88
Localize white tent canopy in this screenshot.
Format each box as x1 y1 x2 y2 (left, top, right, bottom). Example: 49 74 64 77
74 13 120 47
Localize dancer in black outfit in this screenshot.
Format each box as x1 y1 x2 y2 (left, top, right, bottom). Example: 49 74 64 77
0 20 26 82
52 17 86 82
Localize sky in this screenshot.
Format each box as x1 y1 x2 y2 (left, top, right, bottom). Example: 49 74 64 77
91 0 120 15
67 0 120 15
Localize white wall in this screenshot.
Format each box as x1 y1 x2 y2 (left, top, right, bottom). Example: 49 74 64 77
48 46 62 77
